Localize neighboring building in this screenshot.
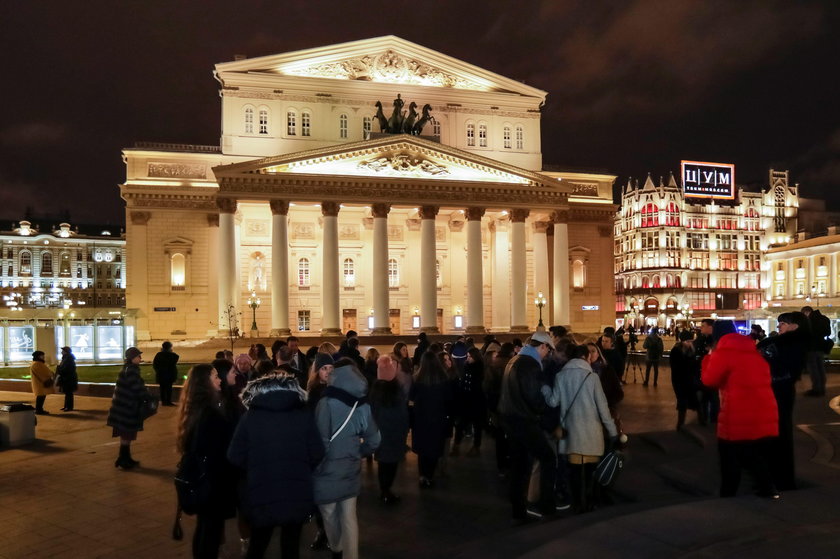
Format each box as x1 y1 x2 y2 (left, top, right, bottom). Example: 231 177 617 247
121 36 617 341
0 220 128 363
764 227 840 334
615 169 799 330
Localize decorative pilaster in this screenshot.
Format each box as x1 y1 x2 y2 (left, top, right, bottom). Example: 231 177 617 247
419 205 440 333
465 207 486 334
321 202 341 335
269 200 291 337
510 209 530 332
551 210 570 327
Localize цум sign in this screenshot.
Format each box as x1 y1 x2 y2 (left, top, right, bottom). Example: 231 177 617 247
681 160 735 200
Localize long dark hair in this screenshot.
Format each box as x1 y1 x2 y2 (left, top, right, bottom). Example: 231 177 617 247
415 351 448 385
176 364 220 454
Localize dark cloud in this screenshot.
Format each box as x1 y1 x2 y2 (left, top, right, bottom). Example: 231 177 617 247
0 0 838 223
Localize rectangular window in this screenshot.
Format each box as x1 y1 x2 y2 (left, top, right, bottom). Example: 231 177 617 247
297 310 310 332
259 110 268 135
720 252 738 271
339 114 348 139
287 112 296 136
503 127 511 149
466 124 475 147
478 124 487 147
515 126 523 149
245 108 254 134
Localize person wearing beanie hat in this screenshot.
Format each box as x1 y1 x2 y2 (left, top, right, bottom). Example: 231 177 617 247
107 345 153 469
29 350 55 415
669 328 701 430
370 355 408 504
702 323 779 498
56 346 78 412
307 352 335 411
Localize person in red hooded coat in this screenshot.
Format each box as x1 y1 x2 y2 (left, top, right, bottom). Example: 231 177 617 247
701 320 779 499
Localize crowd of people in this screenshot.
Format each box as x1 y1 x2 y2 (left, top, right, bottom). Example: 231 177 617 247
22 307 833 558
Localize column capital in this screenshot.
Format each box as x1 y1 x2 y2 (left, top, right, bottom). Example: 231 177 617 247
129 211 151 225
321 201 340 217
207 213 219 227
371 203 391 218
269 200 290 215
464 207 485 221
216 198 238 214
551 209 570 224
510 209 530 223
533 220 550 233
419 205 439 220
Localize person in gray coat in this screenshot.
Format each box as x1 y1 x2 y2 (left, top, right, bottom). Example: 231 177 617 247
313 360 381 559
542 345 618 512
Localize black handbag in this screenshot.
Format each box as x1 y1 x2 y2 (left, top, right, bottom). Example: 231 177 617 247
138 393 159 421
594 450 625 486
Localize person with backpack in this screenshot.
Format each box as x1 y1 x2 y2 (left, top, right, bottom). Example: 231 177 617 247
643 330 664 387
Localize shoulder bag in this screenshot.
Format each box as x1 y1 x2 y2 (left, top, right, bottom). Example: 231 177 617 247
595 449 625 486
174 423 211 517
553 372 591 440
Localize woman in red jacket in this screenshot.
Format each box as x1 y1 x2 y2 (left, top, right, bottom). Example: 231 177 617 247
701 320 779 499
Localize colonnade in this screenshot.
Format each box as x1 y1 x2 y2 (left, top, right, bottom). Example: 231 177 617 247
216 198 571 335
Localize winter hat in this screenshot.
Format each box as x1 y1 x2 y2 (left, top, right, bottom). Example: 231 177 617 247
376 355 397 381
712 320 737 344
125 347 142 360
313 352 334 372
678 330 694 342
234 354 252 371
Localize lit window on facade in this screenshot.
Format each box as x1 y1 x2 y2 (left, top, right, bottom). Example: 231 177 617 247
466 122 475 147
515 125 524 149
244 106 254 134
298 258 310 287
41 252 52 275
343 258 355 287
503 126 511 149
287 110 297 136
572 259 586 288
298 310 310 331
339 114 348 139
259 109 269 135
19 251 31 276
388 258 399 287
171 253 186 287
301 111 311 137
478 123 487 147
362 116 371 139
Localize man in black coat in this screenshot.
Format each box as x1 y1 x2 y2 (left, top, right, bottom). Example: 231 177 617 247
499 331 556 522
152 341 179 406
286 336 309 381
801 306 831 396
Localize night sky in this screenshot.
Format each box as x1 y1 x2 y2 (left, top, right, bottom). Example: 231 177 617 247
2 1 838 226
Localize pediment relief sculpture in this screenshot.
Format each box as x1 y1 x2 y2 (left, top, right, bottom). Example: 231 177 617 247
358 152 449 178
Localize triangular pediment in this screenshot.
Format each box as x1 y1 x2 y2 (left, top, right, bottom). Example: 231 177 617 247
215 36 545 98
214 135 565 189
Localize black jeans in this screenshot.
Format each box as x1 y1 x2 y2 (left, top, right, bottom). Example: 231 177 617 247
159 380 174 405
418 455 438 479
35 395 46 412
503 415 557 518
644 360 659 385
63 391 75 410
454 415 484 448
247 522 303 559
718 438 776 497
378 461 398 493
193 512 225 559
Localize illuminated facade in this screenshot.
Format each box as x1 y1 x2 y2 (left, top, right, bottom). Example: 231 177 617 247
122 36 618 341
615 169 799 328
0 220 128 363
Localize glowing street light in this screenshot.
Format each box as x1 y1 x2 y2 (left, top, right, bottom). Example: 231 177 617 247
534 291 547 328
247 291 261 333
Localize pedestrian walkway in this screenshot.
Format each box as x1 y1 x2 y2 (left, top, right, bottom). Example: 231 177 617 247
1 364 838 558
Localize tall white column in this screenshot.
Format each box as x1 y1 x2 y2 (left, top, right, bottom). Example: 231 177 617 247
269 200 291 337
465 207 485 334
510 209 530 332
128 211 151 341
491 219 511 330
371 203 392 334
533 220 550 308
206 213 220 338
217 198 239 335
419 205 440 333
321 202 341 335
552 210 570 326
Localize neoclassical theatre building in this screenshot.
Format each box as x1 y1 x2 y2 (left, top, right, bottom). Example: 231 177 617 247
121 37 616 341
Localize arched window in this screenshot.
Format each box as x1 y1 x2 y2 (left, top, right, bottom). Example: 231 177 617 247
301 110 311 137
478 123 488 147
503 126 512 149
298 258 310 287
244 106 254 134
287 110 297 136
652 274 661 288
640 203 659 227
343 258 355 287
466 122 475 147
572 259 586 288
641 275 650 289
388 258 399 287
170 253 186 287
362 116 372 139
19 250 32 276
515 125 524 149
339 114 348 139
258 108 269 135
41 252 53 276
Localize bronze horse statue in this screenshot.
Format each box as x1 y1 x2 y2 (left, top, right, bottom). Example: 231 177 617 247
387 94 405 134
402 102 418 134
373 101 389 133
412 104 433 135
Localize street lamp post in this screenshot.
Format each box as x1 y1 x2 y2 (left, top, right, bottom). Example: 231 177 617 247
247 291 261 335
534 291 547 328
